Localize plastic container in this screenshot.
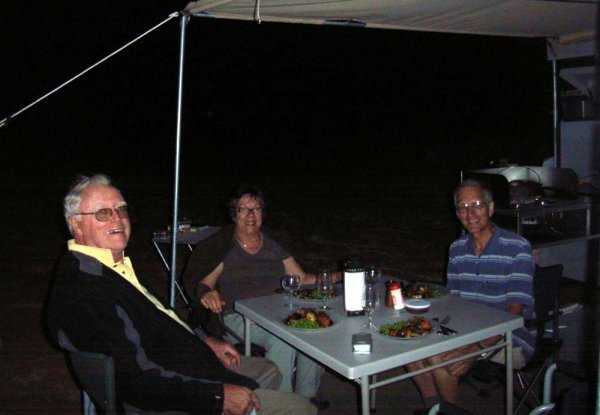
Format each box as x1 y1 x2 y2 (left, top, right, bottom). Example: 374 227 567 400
405 299 431 314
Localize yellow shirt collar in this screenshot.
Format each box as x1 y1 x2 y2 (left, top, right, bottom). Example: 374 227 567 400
68 239 129 269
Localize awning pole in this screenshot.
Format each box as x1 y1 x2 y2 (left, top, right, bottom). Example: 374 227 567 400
552 58 560 168
169 12 190 308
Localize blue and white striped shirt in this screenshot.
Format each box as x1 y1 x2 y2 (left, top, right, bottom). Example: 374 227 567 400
447 224 535 362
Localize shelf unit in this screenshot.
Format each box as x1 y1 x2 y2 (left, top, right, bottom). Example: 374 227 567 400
495 198 599 283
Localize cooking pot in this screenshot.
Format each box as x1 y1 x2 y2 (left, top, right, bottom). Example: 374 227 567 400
509 180 542 206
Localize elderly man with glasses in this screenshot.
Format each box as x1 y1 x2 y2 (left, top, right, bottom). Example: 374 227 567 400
45 174 316 415
407 179 535 414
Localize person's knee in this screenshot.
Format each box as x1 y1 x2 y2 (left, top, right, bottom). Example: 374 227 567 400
407 359 426 371
255 389 317 415
264 338 296 365
426 354 443 366
264 335 292 352
262 358 283 390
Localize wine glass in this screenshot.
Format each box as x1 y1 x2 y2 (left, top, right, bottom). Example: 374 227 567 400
281 274 301 308
363 283 378 328
365 265 381 285
316 270 334 310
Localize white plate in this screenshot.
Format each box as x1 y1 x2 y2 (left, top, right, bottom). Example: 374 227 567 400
293 286 342 303
284 309 340 331
401 282 448 300
372 316 433 340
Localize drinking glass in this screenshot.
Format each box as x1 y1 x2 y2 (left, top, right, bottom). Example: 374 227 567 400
281 274 301 308
363 283 378 328
365 265 381 285
316 270 334 310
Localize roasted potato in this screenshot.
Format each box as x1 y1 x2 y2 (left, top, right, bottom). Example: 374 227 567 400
305 310 318 322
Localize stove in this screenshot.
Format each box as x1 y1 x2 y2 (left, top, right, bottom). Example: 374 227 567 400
462 166 579 208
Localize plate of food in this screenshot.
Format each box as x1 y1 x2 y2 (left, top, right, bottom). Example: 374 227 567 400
284 308 337 331
403 282 447 300
294 286 339 302
374 316 433 340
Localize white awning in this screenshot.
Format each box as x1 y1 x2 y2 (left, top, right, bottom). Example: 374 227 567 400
185 0 597 39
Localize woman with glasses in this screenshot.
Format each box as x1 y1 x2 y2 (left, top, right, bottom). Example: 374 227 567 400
183 184 339 408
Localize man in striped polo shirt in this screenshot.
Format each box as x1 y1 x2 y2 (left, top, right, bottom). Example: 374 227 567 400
408 179 534 412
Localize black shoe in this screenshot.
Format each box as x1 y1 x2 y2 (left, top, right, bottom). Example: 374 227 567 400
310 396 330 410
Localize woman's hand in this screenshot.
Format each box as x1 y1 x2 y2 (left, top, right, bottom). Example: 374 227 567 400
204 337 241 368
201 290 226 313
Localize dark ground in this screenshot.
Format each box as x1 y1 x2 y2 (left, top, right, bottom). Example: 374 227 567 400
0 171 597 414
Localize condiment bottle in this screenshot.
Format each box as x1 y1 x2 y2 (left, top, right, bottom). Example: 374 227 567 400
385 280 396 308
389 283 405 310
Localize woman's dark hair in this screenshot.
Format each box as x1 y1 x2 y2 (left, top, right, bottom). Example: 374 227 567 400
228 184 266 219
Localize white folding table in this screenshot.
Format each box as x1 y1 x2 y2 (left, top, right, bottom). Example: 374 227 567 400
235 289 522 415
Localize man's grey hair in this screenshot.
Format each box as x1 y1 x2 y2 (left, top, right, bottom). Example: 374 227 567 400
63 174 114 234
453 179 493 206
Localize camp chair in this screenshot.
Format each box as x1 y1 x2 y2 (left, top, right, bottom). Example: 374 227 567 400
462 264 563 408
513 264 563 413
427 401 473 414
68 350 116 415
429 364 558 415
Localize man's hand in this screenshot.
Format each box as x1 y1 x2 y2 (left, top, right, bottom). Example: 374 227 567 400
204 337 241 368
201 290 226 313
223 384 260 415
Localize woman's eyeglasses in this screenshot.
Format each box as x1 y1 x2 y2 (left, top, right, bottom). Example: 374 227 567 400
75 205 129 222
237 206 263 216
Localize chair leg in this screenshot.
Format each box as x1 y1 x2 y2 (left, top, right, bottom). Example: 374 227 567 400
528 403 555 415
542 363 557 404
517 371 527 390
514 360 551 414
83 390 97 415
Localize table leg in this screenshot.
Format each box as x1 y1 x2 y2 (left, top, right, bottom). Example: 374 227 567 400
152 240 171 271
359 375 370 415
505 331 513 415
370 374 377 412
243 317 252 357
152 240 190 307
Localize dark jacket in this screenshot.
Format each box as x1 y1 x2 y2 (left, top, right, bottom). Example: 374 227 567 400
46 250 257 415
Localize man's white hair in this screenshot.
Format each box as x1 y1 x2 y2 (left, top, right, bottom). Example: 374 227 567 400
63 174 114 234
453 179 493 207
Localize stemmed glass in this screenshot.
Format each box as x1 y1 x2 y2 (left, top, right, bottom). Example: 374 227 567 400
365 265 381 285
316 270 334 310
281 274 301 308
363 283 378 328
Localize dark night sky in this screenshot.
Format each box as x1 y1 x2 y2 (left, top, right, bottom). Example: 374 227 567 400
1 1 555 179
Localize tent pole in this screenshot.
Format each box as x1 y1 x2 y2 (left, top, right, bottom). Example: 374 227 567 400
552 58 560 168
169 12 190 308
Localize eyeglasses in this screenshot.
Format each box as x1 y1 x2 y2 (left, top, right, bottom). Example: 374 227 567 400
75 205 129 222
456 200 487 213
237 206 263 215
